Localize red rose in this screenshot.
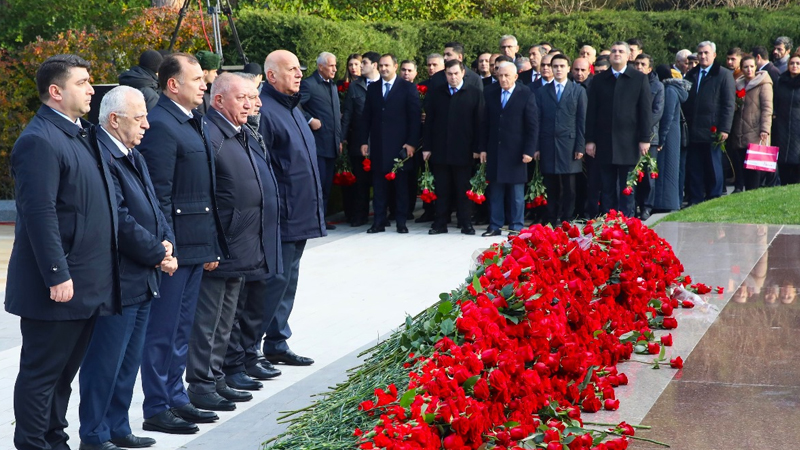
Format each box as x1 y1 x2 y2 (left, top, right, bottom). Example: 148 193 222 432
662 317 678 329
385 172 396 181
617 422 635 436
650 172 658 179
681 300 694 308
546 442 563 450
710 126 718 133
661 333 673 346
362 158 371 172
716 286 724 294
618 373 629 385
736 88 746 99
660 302 673 316
622 186 633 196
670 356 683 369
604 398 620 410
442 434 464 449
647 342 660 354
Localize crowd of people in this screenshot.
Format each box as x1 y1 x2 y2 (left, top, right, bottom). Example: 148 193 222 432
6 31 800 450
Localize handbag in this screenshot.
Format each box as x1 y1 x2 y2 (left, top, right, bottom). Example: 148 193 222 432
744 140 780 172
678 107 689 148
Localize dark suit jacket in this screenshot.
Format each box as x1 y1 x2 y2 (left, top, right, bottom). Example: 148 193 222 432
6 106 120 320
138 94 228 265
482 77 496 88
340 76 368 155
535 80 587 174
245 122 283 276
585 68 653 166
98 129 173 306
300 71 342 159
518 69 541 86
481 84 539 184
530 78 553 92
684 63 736 144
759 62 781 85
358 77 422 174
428 69 484 93
423 82 485 166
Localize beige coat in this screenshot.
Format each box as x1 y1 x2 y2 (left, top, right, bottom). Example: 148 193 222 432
731 71 773 149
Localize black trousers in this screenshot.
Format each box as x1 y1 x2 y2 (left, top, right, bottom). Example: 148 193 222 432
543 173 577 225
779 163 800 185
343 152 371 223
635 146 659 211
15 317 96 450
373 167 409 227
431 163 472 230
224 278 269 375
317 155 335 217
599 163 635 217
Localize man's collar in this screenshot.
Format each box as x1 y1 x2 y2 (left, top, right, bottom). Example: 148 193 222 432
170 99 194 118
382 75 397 85
612 66 627 76
503 84 517 95
450 80 464 91
49 107 81 126
101 126 130 155
318 72 331 83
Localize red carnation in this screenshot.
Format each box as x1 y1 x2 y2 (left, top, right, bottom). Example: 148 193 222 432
661 333 673 346
670 356 684 369
385 172 396 181
362 158 371 172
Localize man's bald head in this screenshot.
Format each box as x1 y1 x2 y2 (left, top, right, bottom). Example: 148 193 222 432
264 50 303 95
571 58 591 83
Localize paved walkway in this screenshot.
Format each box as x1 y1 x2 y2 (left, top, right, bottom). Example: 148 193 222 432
0 218 796 449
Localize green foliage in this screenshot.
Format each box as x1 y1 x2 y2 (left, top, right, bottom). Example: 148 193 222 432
0 0 150 49
660 184 800 225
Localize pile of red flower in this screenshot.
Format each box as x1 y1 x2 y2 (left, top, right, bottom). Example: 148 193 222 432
356 212 704 450
333 151 357 186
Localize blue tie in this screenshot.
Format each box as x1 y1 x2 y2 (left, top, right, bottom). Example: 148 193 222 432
383 82 390 99
556 83 563 102
450 87 457 96
501 90 509 108
696 69 707 92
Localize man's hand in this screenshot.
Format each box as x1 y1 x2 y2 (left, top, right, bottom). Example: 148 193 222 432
574 152 584 160
204 261 219 271
639 142 650 156
719 132 729 141
472 153 480 160
522 154 533 163
423 151 431 161
480 152 487 164
533 151 540 161
361 145 369 157
403 144 416 158
50 279 74 303
309 118 322 131
338 142 343 154
162 240 173 258
585 143 596 158
160 256 178 276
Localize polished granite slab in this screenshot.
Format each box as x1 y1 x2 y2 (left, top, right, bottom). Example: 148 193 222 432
629 227 800 449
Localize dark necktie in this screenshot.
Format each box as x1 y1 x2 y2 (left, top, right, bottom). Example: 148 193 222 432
697 69 707 92
450 87 458 96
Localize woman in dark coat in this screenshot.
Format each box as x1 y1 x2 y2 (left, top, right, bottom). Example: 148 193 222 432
654 65 690 212
773 54 800 185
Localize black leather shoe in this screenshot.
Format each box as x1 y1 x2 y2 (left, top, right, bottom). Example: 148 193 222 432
79 442 123 450
640 207 652 221
226 372 263 390
415 213 435 223
350 218 368 227
326 223 337 230
172 403 218 423
473 217 489 225
247 361 281 379
397 225 409 233
142 409 199 434
461 226 476 235
428 227 447 235
110 434 156 448
265 350 315 366
188 391 236 411
481 229 501 237
366 225 385 233
217 384 253 402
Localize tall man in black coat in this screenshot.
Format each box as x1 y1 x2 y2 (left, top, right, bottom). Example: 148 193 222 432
426 42 484 93
534 54 587 225
7 54 120 450
79 86 176 450
585 42 653 218
138 53 228 434
479 61 539 236
683 41 736 205
423 60 484 235
300 52 342 228
259 50 326 367
359 53 422 234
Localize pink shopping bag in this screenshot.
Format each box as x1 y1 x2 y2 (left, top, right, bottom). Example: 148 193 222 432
744 142 779 172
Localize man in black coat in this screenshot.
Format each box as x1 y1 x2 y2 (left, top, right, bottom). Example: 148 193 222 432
359 53 422 234
585 41 653 218
426 42 484 93
423 60 484 235
118 49 163 111
479 61 538 236
753 45 781 84
186 73 271 412
7 54 120 450
300 52 342 228
259 50 326 367
534 54 587 225
79 86 176 450
138 53 228 434
683 41 736 205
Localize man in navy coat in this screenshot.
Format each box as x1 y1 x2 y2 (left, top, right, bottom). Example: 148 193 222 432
7 54 120 450
79 86 176 450
137 53 228 433
480 61 539 236
359 53 422 234
300 52 342 228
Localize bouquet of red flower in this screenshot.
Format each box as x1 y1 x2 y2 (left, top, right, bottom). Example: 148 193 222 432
624 152 658 196
418 160 436 203
524 160 547 208
332 151 356 186
338 81 350 103
416 84 427 100
711 126 727 153
385 155 411 181
466 162 488 204
362 157 371 172
735 88 746 109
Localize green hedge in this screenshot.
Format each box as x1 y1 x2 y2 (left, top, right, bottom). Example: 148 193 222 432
232 7 800 79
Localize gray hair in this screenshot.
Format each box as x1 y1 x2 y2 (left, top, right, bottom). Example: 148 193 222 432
210 72 252 99
426 53 444 63
697 41 716 53
775 36 793 49
611 41 630 52
316 51 336 66
514 57 530 71
99 85 144 127
675 49 691 62
580 45 596 56
496 61 517 74
500 35 518 47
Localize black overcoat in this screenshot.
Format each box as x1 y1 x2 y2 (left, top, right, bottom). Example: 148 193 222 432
300 71 342 159
423 82 485 166
340 76 368 156
683 63 736 144
481 84 539 184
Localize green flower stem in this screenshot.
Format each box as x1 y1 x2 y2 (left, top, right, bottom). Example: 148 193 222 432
583 421 652 430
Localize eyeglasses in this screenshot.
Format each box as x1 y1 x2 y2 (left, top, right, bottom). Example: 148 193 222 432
500 45 516 49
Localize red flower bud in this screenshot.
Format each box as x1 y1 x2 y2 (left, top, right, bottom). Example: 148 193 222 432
710 126 718 133
385 172 396 181
647 342 660 354
681 300 694 308
670 356 683 369
661 333 673 346
622 186 633 196
662 317 678 329
604 398 620 410
650 172 658 179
